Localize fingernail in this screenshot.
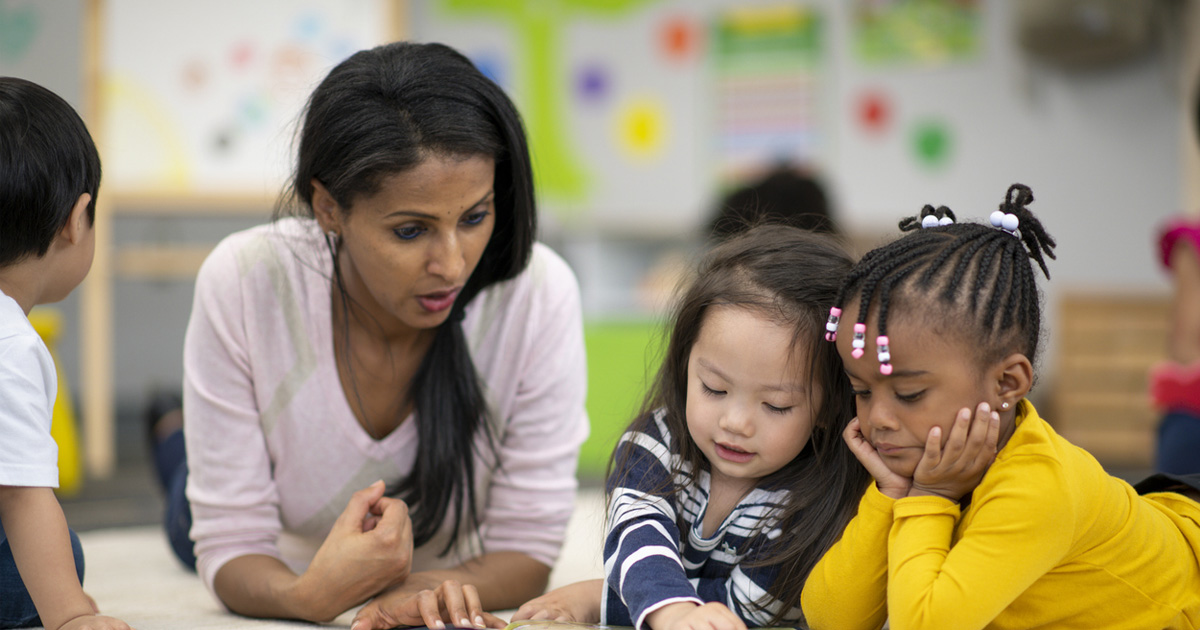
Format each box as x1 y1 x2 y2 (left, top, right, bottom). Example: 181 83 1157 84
435 622 445 630
981 402 991 413
351 621 364 630
476 616 485 627
461 618 472 627
992 411 1000 421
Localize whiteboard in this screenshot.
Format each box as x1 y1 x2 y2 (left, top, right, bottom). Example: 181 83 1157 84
99 0 400 199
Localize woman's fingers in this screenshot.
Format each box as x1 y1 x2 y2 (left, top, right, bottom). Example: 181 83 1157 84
437 581 470 628
335 480 386 534
462 584 486 628
407 589 442 629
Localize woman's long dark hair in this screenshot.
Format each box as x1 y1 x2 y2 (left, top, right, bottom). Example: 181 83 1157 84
607 225 870 625
276 42 536 554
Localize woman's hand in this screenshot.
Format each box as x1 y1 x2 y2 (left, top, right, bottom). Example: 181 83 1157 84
291 480 414 620
511 579 603 623
909 403 1000 502
843 418 912 499
646 601 746 630
351 579 508 630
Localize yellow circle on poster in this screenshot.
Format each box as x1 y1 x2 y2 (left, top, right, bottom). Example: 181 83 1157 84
616 97 667 161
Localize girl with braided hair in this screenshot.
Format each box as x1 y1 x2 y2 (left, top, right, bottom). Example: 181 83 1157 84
800 184 1200 630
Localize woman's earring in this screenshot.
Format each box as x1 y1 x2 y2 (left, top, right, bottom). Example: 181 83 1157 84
1001 401 1010 411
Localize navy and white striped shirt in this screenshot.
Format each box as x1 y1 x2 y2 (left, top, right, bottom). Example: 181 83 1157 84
602 409 799 629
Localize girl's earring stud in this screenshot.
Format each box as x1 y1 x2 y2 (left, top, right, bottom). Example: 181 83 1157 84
1001 401 1010 410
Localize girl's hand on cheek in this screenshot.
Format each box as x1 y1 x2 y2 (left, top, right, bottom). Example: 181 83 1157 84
843 418 912 500
909 402 1000 502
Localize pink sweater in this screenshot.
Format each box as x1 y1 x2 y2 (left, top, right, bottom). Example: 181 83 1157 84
182 218 589 594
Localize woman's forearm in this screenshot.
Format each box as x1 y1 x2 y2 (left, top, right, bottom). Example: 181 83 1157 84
213 554 337 622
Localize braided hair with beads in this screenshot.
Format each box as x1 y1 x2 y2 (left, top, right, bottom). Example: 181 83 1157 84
825 183 1057 375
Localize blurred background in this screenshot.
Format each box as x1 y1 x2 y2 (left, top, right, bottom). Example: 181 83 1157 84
1 0 1194 527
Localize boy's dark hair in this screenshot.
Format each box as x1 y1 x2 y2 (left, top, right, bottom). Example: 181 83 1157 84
833 183 1057 369
276 41 536 555
0 77 101 267
608 224 870 625
709 166 836 241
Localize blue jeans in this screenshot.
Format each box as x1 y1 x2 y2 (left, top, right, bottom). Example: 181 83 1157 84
153 429 197 570
0 530 84 628
1158 410 1200 475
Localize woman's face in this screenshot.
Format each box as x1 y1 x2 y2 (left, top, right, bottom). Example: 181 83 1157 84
318 153 496 338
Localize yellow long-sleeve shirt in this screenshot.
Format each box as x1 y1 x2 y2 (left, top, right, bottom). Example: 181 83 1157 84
802 401 1200 630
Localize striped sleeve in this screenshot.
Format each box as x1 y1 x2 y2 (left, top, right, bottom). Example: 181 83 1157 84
603 416 703 630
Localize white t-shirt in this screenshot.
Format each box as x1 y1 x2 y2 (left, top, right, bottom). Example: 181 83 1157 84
0 288 60 543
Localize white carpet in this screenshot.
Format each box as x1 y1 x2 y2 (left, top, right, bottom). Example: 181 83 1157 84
53 489 606 629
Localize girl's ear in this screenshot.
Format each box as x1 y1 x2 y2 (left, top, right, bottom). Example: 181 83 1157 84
993 353 1033 408
58 193 92 245
310 179 343 234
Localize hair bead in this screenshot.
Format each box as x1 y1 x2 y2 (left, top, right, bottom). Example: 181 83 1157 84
991 209 1019 236
851 323 866 359
876 335 892 375
825 306 842 341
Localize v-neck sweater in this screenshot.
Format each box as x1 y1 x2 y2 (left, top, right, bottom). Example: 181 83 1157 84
182 218 588 594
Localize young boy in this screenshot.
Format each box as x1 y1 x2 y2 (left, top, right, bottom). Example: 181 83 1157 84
0 77 131 630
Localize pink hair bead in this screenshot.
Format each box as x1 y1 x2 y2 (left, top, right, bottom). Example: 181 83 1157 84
876 335 892 374
851 323 866 359
824 307 842 342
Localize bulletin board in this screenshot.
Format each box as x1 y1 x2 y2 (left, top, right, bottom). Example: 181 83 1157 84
411 0 830 234
96 0 404 201
0 0 85 106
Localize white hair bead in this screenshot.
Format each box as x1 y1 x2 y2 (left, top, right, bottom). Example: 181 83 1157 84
938 216 953 226
989 210 1005 227
921 215 939 229
1001 213 1019 232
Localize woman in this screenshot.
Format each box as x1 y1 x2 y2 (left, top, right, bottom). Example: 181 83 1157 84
155 41 587 627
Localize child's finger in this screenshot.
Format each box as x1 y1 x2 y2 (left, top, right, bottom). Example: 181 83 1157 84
920 425 943 470
962 403 995 466
943 407 972 461
969 402 992 439
986 409 1001 456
